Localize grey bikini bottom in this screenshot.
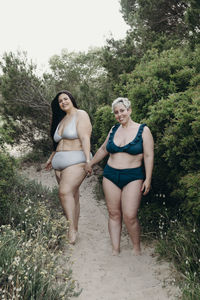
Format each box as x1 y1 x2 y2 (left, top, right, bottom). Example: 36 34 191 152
52 150 92 171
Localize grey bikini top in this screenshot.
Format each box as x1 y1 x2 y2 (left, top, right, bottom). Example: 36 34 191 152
54 115 78 143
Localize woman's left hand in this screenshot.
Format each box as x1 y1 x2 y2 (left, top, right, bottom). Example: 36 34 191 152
141 179 151 195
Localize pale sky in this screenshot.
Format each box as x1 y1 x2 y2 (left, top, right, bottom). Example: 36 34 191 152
0 0 129 71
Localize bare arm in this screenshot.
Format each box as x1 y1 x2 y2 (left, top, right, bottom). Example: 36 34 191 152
45 151 56 171
142 126 154 195
77 110 92 162
90 139 109 167
85 131 110 174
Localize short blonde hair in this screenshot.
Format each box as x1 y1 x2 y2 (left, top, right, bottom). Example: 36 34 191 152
111 97 131 112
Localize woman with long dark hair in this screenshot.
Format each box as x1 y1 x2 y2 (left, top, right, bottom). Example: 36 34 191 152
45 90 92 244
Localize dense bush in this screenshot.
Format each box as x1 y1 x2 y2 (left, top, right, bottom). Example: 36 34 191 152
92 105 115 151
174 172 200 223
0 152 18 223
145 85 200 218
120 46 200 121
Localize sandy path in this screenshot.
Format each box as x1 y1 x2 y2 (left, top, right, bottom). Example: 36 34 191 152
23 164 180 300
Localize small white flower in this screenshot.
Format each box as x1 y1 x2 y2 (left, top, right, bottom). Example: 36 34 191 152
8 275 13 281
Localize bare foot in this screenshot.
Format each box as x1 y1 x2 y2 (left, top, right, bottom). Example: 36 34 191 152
68 230 78 245
132 249 142 256
112 249 120 256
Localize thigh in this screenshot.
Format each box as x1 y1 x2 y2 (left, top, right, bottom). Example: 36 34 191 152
59 163 86 193
103 177 122 213
121 180 143 217
55 170 61 184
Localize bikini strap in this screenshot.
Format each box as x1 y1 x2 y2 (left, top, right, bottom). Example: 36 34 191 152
109 124 120 140
137 123 146 139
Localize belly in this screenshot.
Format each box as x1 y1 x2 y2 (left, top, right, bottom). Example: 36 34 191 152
56 138 82 151
107 152 143 169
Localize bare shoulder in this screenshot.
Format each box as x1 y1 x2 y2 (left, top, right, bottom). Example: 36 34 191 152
77 109 89 116
143 125 151 134
77 109 90 120
143 125 154 142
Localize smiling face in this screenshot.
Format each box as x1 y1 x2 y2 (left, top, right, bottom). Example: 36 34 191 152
113 102 131 125
58 93 74 112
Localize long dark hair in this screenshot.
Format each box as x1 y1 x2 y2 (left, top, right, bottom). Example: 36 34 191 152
50 90 78 150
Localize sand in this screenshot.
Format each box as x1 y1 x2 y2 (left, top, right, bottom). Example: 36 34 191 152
22 164 180 300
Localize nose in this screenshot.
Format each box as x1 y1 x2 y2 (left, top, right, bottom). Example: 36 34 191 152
61 99 68 104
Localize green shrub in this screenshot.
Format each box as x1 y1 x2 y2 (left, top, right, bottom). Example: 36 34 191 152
173 172 200 222
156 220 200 300
144 86 200 216
121 46 200 121
92 105 115 151
0 174 79 299
0 152 18 223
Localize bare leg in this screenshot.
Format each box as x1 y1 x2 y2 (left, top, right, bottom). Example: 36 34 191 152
121 180 143 255
59 163 86 244
74 190 80 231
103 177 122 255
55 170 61 184
55 170 79 228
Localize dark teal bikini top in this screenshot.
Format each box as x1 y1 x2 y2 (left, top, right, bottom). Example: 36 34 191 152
106 123 146 155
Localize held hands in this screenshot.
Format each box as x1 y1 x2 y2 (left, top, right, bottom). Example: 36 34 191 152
141 179 151 196
85 161 93 176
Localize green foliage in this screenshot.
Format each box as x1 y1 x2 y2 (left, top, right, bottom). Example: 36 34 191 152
121 47 199 120
0 122 14 149
92 105 115 151
101 36 139 84
173 172 200 222
48 48 112 118
156 220 200 300
0 51 51 149
138 196 200 299
0 154 78 298
0 181 78 299
120 0 200 46
0 152 18 219
145 85 200 211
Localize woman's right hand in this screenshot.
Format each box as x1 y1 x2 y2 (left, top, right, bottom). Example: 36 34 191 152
45 159 52 171
45 152 55 171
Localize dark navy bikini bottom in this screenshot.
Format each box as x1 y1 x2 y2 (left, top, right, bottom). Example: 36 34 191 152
103 164 145 190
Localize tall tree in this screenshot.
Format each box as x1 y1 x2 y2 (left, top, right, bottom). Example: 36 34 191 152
48 48 113 116
0 51 51 150
120 0 200 45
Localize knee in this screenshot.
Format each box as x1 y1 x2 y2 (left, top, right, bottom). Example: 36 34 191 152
108 209 122 222
59 186 72 199
123 213 138 225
